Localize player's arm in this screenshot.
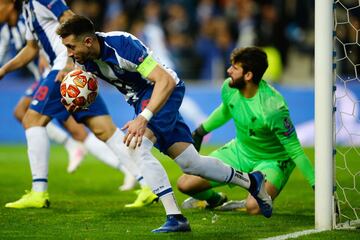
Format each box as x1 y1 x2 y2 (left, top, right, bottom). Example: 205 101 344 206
269 107 315 188
192 103 232 151
141 64 176 114
0 40 39 80
0 25 10 66
55 10 76 81
59 10 75 24
122 55 176 147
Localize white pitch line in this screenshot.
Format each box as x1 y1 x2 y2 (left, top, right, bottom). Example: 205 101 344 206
261 229 327 240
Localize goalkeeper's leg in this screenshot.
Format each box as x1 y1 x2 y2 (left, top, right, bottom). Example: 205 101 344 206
173 144 272 218
177 174 227 209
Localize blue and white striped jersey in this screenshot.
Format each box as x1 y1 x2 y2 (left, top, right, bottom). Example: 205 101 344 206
22 0 68 70
0 17 40 80
82 31 180 105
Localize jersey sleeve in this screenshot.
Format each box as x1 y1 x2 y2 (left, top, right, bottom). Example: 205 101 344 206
202 103 232 132
268 106 315 187
106 33 152 73
37 0 69 19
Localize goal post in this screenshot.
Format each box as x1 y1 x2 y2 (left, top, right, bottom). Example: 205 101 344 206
314 0 335 230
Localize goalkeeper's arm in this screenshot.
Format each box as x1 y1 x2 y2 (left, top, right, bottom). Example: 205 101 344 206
192 103 231 151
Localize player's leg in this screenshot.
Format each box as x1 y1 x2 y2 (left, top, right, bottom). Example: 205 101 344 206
177 174 227 209
13 96 32 123
169 142 272 218
245 159 295 215
80 112 157 207
245 182 279 215
5 70 69 209
61 115 135 191
131 129 190 233
5 108 52 209
177 140 246 209
14 82 87 171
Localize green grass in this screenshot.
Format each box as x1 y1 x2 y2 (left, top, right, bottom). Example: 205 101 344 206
0 145 358 239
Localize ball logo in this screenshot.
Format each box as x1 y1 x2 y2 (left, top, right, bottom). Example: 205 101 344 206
73 75 87 88
67 85 80 98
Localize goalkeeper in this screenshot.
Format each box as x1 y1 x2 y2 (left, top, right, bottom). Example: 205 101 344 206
177 47 315 215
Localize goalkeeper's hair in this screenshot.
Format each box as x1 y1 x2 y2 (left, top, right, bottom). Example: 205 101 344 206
56 15 95 39
230 47 268 85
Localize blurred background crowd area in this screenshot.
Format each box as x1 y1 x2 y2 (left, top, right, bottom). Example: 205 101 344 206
3 0 360 86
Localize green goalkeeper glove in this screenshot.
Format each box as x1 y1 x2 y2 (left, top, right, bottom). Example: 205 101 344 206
192 124 209 151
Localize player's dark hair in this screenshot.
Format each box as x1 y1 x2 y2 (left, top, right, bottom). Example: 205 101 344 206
230 47 268 85
57 15 95 39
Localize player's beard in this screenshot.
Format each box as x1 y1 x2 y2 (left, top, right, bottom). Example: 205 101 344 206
229 75 246 90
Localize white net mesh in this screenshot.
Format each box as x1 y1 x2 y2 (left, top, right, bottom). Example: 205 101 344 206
334 0 360 228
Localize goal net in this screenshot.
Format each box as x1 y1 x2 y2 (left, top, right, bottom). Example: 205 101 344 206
334 0 360 229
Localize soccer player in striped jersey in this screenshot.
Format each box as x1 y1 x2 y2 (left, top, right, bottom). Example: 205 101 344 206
0 0 157 210
56 15 273 232
0 0 88 175
178 47 315 214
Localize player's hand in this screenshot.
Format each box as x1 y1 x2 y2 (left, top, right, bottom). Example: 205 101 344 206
192 124 209 152
61 98 82 113
122 116 148 149
55 66 73 82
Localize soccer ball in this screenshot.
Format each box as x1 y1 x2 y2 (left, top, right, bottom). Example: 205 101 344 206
60 69 98 108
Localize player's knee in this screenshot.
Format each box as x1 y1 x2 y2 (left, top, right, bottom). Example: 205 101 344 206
13 107 25 123
85 117 116 142
246 198 261 215
22 110 47 129
174 145 202 176
177 175 193 194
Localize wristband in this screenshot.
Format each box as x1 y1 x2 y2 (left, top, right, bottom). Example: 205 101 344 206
140 108 153 121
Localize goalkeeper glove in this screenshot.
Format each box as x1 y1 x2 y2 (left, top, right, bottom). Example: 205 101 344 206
192 124 209 151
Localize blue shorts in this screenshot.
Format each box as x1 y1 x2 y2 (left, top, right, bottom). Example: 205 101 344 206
134 82 193 154
30 70 109 123
24 81 40 98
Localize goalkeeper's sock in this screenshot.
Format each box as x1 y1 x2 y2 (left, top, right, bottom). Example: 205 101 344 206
26 127 49 192
193 189 221 203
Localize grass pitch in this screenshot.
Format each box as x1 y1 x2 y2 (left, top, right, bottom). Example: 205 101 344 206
0 145 359 239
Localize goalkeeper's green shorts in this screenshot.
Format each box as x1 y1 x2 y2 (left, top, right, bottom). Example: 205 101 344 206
209 140 295 191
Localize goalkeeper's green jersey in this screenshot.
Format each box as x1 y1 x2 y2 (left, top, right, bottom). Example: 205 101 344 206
202 78 315 186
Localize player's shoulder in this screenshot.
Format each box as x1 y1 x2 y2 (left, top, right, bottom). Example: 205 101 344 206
259 80 288 113
98 31 138 43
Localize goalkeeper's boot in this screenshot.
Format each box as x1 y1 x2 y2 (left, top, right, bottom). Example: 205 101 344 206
182 192 227 209
66 141 87 173
181 197 207 209
5 190 50 209
248 171 272 218
124 186 158 208
152 214 191 233
216 199 247 211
